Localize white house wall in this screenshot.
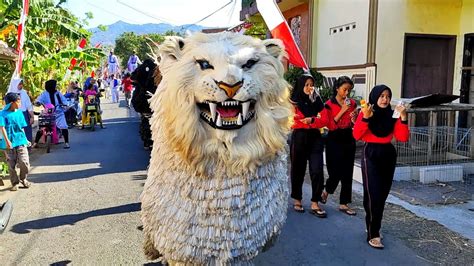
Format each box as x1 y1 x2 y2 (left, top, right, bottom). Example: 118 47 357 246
314 0 370 67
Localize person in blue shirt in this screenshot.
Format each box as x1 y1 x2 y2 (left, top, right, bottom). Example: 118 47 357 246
0 93 31 191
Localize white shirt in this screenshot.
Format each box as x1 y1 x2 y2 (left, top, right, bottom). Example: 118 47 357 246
18 89 33 112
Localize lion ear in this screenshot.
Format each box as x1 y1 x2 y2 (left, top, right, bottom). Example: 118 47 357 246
262 39 285 60
159 36 185 61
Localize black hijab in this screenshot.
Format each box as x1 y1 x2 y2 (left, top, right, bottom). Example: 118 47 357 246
45 79 62 106
290 74 323 117
368 85 396 137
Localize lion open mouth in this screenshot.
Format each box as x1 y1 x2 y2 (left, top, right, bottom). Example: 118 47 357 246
197 100 256 130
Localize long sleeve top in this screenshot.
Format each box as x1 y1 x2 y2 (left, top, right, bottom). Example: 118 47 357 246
324 99 356 131
291 106 328 130
353 112 410 143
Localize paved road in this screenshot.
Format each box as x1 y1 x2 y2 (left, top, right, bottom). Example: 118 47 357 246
1 98 428 265
1 99 150 264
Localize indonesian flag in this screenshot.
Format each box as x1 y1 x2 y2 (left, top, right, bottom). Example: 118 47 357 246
77 38 87 51
11 0 29 78
256 0 308 70
65 39 87 80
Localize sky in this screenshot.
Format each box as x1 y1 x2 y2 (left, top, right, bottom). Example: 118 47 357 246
61 0 243 28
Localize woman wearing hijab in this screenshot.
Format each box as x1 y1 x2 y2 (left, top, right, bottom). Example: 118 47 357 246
33 80 70 149
321 76 358 216
353 85 409 249
8 78 34 142
290 74 328 218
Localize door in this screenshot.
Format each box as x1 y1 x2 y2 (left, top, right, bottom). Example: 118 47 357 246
402 35 456 126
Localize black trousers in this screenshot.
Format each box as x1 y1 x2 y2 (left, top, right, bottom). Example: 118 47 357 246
325 128 356 204
290 129 325 203
361 143 397 241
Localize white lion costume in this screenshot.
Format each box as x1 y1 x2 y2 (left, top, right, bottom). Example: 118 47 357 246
141 32 292 265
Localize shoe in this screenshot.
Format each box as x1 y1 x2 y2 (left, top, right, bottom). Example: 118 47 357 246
309 208 327 218
10 184 18 191
293 204 305 213
20 180 31 188
64 143 70 149
368 237 384 249
31 143 38 149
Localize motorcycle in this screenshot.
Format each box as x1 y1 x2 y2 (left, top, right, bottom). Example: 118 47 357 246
36 103 59 153
82 89 105 131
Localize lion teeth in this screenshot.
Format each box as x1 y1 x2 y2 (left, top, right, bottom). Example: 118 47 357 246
242 101 250 119
216 114 222 127
209 102 217 121
237 113 243 125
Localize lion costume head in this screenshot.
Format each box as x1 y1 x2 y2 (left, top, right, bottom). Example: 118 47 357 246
142 32 292 264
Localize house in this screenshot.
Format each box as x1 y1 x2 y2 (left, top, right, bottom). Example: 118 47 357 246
241 0 474 122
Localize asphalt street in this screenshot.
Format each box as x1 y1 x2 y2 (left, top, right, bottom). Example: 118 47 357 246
1 97 428 265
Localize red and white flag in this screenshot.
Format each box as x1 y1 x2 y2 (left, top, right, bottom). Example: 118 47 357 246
256 0 308 70
12 0 29 78
77 38 87 51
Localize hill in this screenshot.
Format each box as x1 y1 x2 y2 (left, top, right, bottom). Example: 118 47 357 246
89 20 206 45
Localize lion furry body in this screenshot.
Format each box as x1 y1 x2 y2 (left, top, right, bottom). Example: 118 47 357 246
141 32 291 264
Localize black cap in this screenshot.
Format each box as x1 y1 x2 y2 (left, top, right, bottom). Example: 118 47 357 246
4 92 20 104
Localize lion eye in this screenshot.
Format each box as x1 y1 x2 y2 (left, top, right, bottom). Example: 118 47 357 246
242 59 258 69
196 59 214 70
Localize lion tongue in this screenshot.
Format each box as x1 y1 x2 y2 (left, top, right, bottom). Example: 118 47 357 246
216 107 239 118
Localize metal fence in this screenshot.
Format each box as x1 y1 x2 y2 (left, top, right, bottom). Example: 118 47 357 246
392 103 474 184
395 126 474 166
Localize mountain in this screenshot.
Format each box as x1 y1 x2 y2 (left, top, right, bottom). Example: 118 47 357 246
89 20 207 45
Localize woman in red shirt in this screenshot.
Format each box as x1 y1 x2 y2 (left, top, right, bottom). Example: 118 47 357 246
353 85 409 249
290 74 328 218
321 76 358 216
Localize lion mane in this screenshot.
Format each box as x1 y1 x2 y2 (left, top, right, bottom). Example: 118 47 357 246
141 32 292 265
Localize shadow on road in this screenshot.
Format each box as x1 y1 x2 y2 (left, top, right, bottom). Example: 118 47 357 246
28 117 150 184
11 203 140 234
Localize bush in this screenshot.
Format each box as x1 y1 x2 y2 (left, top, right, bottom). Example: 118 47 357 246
284 67 331 102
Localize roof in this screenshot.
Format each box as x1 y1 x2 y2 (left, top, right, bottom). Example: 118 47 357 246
0 41 18 61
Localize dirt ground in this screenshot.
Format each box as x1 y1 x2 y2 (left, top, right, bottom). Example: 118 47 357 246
336 187 474 265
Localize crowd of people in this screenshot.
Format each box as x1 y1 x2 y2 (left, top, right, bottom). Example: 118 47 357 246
289 74 409 249
0 50 140 193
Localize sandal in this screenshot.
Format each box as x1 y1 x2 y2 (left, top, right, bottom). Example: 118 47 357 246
368 237 384 249
293 204 305 213
339 206 356 216
321 191 328 204
20 180 31 188
310 208 327 218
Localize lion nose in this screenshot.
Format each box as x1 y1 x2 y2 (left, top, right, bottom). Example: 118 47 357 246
216 80 243 98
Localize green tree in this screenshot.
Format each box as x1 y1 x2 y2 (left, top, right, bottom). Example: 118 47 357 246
114 32 171 69
0 0 104 97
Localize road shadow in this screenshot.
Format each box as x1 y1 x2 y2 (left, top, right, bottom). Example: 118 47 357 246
11 203 140 234
28 116 150 184
50 260 72 266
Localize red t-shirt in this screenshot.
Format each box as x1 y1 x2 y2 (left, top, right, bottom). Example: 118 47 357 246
324 98 357 131
121 77 133 92
353 112 410 143
291 106 328 129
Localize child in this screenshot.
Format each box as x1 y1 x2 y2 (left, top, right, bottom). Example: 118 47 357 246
353 85 409 249
84 83 98 104
109 74 120 103
1 93 31 191
121 73 133 107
